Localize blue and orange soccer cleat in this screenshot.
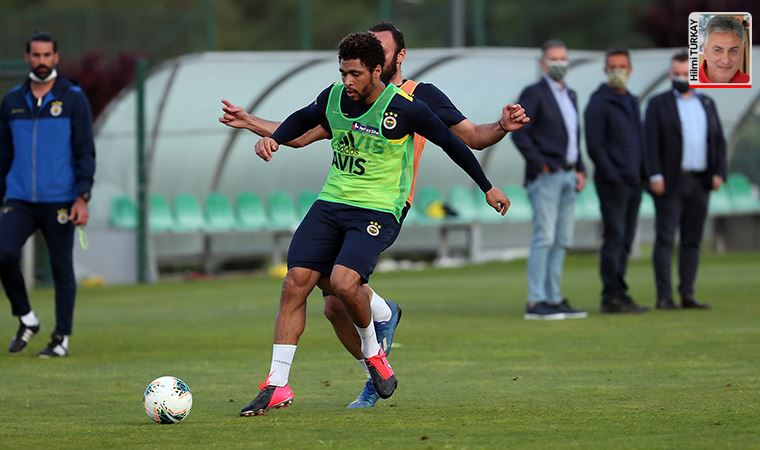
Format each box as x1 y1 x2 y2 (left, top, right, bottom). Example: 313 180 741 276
374 300 402 355
240 375 294 417
347 379 380 409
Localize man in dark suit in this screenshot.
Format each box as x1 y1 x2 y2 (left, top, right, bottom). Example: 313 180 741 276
645 51 726 310
512 39 587 320
584 48 648 314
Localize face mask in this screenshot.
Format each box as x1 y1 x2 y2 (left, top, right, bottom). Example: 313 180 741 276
672 77 690 93
546 61 568 81
606 68 628 89
29 68 57 84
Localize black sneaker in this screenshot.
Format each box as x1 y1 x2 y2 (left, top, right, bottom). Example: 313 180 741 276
38 334 68 358
524 302 566 320
8 320 40 353
601 294 649 314
557 299 588 319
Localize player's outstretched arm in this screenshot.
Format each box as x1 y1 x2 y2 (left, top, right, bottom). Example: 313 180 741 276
219 99 329 148
412 101 510 215
449 104 529 150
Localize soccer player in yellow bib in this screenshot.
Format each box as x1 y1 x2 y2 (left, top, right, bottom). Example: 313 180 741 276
238 32 513 417
223 23 529 411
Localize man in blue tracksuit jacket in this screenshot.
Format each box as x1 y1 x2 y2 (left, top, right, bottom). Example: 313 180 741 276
0 32 96 357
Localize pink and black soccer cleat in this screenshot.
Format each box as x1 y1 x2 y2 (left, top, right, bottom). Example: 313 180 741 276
365 349 397 399
239 376 294 417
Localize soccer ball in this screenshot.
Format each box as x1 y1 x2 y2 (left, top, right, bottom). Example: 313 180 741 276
143 376 193 424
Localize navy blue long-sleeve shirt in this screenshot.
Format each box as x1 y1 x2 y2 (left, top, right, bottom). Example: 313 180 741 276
272 84 492 193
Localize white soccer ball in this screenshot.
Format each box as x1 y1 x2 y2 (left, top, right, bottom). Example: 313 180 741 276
143 376 193 424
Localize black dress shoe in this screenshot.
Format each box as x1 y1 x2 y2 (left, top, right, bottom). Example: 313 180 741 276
655 298 679 310
601 294 649 314
681 297 710 309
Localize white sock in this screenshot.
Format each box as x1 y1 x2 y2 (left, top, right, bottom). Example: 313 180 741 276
356 323 381 358
20 311 39 327
357 359 370 378
60 335 69 350
268 344 297 387
370 290 392 322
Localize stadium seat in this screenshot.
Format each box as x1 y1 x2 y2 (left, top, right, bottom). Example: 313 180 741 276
109 195 137 229
709 184 732 215
297 191 318 219
576 183 601 220
726 173 759 212
446 185 478 222
639 191 655 219
267 191 299 230
205 193 236 232
415 186 445 221
502 185 531 222
150 194 175 232
172 193 206 232
235 192 268 231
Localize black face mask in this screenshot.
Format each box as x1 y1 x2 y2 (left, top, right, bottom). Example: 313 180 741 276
672 79 690 93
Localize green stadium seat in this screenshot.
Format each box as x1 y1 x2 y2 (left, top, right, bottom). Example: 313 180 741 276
267 191 299 230
235 192 268 231
726 173 759 212
446 185 478 222
576 183 601 220
172 193 206 232
414 186 445 221
205 193 236 232
503 184 531 222
709 184 732 215
150 194 175 232
639 191 655 219
109 195 137 229
297 191 318 219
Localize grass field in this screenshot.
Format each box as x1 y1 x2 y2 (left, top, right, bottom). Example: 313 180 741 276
1 251 759 449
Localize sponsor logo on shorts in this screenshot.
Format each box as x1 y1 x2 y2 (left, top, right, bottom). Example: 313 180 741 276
1 206 13 214
367 221 381 236
57 208 69 224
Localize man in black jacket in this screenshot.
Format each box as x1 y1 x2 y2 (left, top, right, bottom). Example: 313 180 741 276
644 51 726 310
584 49 648 314
512 39 587 320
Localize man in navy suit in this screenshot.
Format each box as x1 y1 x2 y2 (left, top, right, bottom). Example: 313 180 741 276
512 40 587 320
584 49 649 314
644 51 726 310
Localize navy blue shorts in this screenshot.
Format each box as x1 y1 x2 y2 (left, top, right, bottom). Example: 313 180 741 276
287 200 406 283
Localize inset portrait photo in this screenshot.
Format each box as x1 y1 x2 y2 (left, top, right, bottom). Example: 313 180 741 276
688 12 752 88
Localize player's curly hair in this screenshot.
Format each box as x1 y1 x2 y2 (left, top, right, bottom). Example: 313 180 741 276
338 32 384 72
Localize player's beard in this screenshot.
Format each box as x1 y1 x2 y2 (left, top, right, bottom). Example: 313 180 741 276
380 52 400 84
32 64 53 80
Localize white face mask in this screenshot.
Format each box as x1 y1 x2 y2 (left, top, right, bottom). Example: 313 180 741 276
29 68 57 84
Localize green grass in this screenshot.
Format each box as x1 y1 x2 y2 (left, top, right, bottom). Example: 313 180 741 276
1 251 759 449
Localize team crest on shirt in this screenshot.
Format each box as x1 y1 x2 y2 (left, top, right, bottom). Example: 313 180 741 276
57 208 69 224
50 101 63 117
366 221 381 236
383 112 398 130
